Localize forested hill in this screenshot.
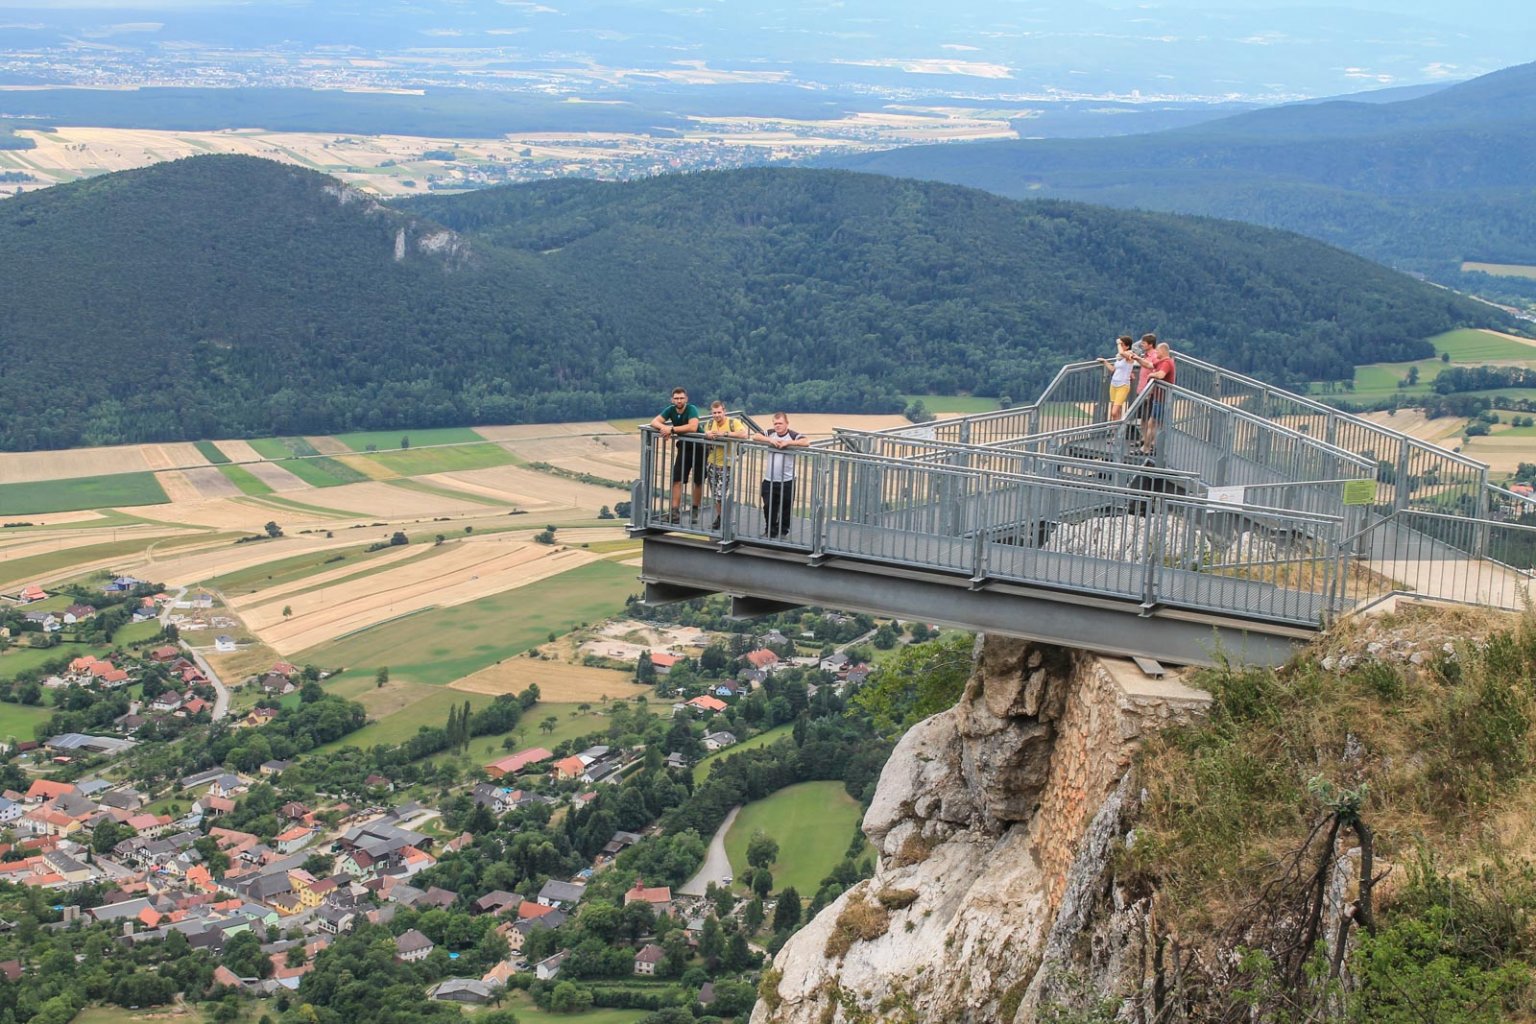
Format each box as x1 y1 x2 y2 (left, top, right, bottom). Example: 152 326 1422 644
0 156 1505 450
827 60 1536 284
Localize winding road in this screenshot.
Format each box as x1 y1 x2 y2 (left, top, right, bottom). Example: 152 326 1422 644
680 805 740 896
159 585 231 720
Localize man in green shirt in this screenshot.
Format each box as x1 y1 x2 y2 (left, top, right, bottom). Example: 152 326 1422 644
650 386 702 522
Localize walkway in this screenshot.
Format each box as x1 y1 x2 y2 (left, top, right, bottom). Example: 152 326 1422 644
680 805 740 896
632 355 1536 665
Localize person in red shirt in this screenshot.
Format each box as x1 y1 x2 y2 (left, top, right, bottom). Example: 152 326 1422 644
1137 341 1177 454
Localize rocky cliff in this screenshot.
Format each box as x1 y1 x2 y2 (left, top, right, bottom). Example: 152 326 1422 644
752 636 1210 1024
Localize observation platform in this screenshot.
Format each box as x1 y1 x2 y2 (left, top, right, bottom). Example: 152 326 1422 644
630 356 1536 666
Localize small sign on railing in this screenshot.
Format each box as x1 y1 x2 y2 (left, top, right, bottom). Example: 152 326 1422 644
1342 479 1378 506
1208 485 1246 505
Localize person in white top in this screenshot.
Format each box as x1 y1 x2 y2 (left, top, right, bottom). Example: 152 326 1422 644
1097 335 1136 421
751 412 810 539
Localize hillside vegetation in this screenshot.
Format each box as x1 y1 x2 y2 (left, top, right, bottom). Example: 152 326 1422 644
0 156 1503 450
832 60 1536 291
1132 604 1536 1020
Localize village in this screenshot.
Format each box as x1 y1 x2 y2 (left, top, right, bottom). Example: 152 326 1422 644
0 566 903 1022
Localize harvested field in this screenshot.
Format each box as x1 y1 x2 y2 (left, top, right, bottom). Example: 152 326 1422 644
770 413 914 437
140 534 363 588
331 454 397 480
304 436 352 456
140 442 210 471
1359 411 1468 446
239 461 312 493
248 537 599 654
210 440 266 463
473 421 624 442
422 465 622 514
229 542 432 609
0 444 153 484
506 433 641 481
449 659 638 703
201 641 282 686
180 467 244 500
281 479 491 518
0 510 104 528
154 470 205 504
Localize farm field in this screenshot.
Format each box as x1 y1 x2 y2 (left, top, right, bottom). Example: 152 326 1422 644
723 780 866 894
1462 261 1536 281
361 442 518 476
245 533 611 654
1337 328 1536 401
336 427 488 451
694 723 795 783
0 472 170 515
298 557 637 686
900 394 1002 414
449 658 639 703
216 464 274 496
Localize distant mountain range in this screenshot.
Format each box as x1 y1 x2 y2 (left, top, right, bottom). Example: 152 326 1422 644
828 60 1536 288
0 156 1506 451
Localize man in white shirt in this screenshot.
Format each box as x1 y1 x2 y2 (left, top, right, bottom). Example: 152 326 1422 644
751 413 809 539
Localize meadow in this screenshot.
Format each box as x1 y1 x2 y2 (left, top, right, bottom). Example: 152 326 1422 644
1339 328 1536 400
360 442 518 476
900 394 1002 414
192 440 231 464
723 780 866 894
1462 260 1536 281
693 722 794 783
0 695 54 738
216 464 273 495
0 472 168 515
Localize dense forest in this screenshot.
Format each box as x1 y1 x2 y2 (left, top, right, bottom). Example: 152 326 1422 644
830 60 1536 282
0 155 1505 450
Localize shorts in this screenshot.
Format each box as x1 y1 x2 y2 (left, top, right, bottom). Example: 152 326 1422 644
671 441 703 484
1109 384 1131 405
1142 398 1165 423
706 462 731 496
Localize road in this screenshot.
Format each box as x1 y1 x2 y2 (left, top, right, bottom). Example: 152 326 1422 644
680 805 740 896
161 585 231 721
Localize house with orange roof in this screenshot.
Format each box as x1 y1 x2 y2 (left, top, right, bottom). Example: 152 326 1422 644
182 697 213 716
274 826 315 855
149 645 181 662
550 755 586 781
185 865 217 893
686 695 727 714
68 656 99 675
18 585 47 604
25 779 75 803
623 880 673 917
648 652 679 674
517 900 557 920
484 747 553 780
744 649 780 670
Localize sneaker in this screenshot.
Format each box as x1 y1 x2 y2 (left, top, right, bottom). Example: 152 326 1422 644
664 511 680 524
711 517 721 530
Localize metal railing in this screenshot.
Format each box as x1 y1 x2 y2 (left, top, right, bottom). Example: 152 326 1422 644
632 357 1536 625
635 428 1357 627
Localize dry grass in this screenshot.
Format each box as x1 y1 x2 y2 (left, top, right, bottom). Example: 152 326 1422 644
448 659 638 703
1131 604 1536 939
201 642 282 685
825 892 891 959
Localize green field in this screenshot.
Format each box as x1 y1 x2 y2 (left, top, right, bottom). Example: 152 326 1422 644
335 427 489 452
297 559 637 687
1335 329 1536 400
900 394 1003 414
485 994 649 1024
1429 327 1536 362
217 464 274 495
0 472 169 515
360 443 517 477
724 780 866 894
244 438 369 487
0 696 53 738
1462 261 1536 281
694 723 794 783
206 542 439 598
114 620 164 646
193 440 231 464
319 686 496 751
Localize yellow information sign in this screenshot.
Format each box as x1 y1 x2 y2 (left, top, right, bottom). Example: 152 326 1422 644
1342 479 1378 506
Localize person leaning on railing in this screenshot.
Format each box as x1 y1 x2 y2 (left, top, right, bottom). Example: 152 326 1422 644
751 413 810 539
650 386 702 523
702 400 748 530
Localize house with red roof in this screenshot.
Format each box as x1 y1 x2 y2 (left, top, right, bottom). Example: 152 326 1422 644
744 649 780 670
623 880 673 917
648 652 679 674
550 756 586 781
25 779 75 803
18 585 47 604
686 695 727 714
484 747 553 780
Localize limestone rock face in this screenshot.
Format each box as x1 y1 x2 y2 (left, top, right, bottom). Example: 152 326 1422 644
753 638 1210 1024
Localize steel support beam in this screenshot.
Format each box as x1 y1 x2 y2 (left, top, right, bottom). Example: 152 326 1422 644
728 595 806 620
641 536 1310 667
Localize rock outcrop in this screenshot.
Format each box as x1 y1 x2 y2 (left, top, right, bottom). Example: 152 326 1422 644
753 637 1209 1024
